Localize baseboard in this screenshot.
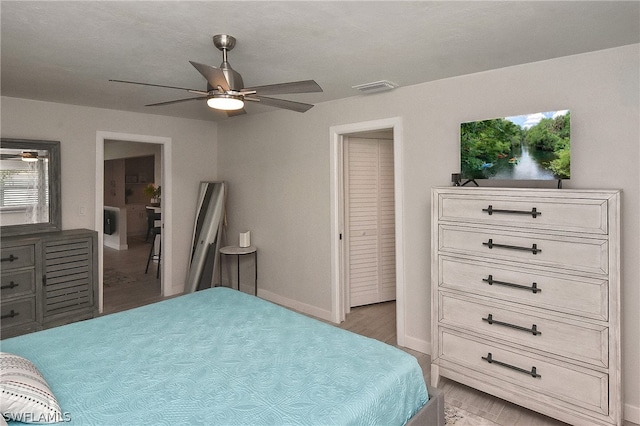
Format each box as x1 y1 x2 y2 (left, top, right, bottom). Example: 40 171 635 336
402 334 431 355
258 288 334 322
103 240 128 250
626 401 640 425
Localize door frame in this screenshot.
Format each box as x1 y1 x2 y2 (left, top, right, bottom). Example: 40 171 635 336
329 117 406 346
95 131 173 313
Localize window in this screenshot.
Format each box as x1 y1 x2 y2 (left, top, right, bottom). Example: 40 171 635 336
0 150 49 222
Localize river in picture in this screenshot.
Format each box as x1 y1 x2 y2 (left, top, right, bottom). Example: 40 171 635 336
485 144 557 180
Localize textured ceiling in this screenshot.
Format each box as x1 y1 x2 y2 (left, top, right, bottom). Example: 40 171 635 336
2 1 639 122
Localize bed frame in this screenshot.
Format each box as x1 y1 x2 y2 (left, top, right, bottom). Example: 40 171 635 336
407 384 445 426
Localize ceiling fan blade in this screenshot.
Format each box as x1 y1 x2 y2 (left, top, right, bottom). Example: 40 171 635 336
247 95 315 113
226 108 247 118
189 61 230 92
109 79 207 94
145 96 208 107
244 80 322 96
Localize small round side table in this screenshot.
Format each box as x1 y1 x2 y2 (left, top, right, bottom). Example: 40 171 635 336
219 245 257 295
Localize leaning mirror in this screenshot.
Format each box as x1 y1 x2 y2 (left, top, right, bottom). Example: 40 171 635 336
185 181 226 293
0 138 61 236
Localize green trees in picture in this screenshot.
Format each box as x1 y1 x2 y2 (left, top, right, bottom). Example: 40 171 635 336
524 112 570 178
460 110 570 180
461 118 521 174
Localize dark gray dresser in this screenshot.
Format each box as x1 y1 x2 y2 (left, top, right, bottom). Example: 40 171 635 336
1 229 98 338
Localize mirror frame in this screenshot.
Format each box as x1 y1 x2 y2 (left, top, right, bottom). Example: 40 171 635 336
0 138 62 236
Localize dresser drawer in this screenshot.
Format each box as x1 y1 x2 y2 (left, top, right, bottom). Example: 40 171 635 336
0 245 35 270
0 269 36 299
1 298 36 328
436 193 608 235
438 225 608 275
439 256 608 320
439 293 608 367
440 330 608 416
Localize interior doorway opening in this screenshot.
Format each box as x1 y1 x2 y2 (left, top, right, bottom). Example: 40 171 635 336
95 131 172 314
102 141 163 314
329 117 406 346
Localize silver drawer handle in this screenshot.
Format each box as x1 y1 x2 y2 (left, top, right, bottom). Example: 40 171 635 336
482 352 541 378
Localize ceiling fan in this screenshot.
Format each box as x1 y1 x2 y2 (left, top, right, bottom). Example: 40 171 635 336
110 34 323 117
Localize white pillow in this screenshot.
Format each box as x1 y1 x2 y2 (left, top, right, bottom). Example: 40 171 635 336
0 353 62 424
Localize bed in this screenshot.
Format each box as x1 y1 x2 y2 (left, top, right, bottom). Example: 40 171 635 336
1 287 443 425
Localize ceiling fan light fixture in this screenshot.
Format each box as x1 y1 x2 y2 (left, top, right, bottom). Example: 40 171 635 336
207 94 244 111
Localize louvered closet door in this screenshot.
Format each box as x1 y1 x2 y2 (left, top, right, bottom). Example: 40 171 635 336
345 137 396 307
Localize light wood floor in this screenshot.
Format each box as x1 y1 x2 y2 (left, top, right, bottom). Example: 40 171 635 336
102 245 631 425
103 235 165 315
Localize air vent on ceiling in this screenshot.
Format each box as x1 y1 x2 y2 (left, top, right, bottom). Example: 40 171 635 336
352 80 398 94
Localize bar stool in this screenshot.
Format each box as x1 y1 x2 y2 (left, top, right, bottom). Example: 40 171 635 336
145 211 161 242
145 226 161 278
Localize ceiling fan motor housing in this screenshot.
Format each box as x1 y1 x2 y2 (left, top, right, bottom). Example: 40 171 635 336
220 66 244 92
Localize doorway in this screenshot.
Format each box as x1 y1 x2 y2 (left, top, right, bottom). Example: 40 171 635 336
329 117 407 346
95 131 172 314
103 142 162 313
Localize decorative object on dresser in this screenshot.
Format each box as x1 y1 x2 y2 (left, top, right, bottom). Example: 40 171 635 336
1 229 99 339
431 187 621 426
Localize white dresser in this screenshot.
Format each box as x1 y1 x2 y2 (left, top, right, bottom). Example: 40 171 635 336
430 187 621 426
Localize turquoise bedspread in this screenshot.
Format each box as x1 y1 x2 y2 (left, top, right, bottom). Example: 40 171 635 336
2 288 427 425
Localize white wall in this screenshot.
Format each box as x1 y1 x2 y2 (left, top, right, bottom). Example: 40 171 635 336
0 98 219 295
218 45 639 421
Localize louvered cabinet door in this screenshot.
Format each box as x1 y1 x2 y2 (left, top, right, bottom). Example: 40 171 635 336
42 230 98 328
